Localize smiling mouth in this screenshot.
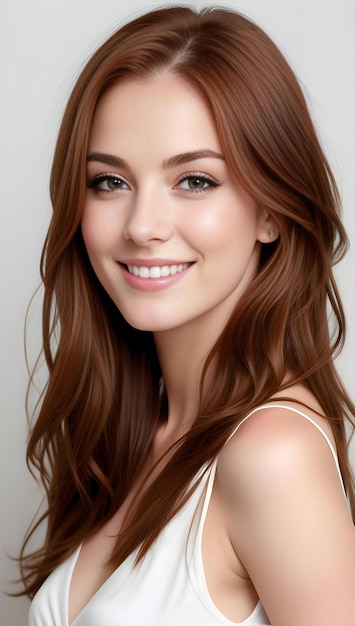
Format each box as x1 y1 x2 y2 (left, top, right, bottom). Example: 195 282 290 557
126 263 190 278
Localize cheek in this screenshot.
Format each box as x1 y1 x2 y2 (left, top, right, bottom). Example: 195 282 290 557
185 203 259 257
81 210 118 296
81 206 114 258
80 213 94 256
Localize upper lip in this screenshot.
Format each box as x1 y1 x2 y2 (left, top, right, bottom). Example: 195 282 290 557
120 258 192 267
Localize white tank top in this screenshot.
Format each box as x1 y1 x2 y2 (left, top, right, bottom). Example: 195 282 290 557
28 404 346 626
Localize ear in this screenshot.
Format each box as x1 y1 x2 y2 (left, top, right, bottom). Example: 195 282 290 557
256 209 280 244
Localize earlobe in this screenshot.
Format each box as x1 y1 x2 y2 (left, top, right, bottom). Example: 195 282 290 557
257 212 280 244
267 228 278 241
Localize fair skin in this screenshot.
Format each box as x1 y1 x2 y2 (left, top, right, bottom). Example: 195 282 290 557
82 73 273 432
70 74 355 625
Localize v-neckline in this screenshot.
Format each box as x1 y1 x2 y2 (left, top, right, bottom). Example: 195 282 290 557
67 543 134 626
67 466 209 625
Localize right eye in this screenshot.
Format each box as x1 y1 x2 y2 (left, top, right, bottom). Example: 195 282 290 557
87 174 130 193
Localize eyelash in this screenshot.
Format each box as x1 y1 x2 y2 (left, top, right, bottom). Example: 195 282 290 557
86 174 129 193
86 172 221 195
176 173 220 193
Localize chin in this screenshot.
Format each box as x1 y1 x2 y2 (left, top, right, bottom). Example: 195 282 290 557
118 312 172 333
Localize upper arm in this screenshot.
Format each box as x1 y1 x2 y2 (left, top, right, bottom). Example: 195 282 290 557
218 407 355 626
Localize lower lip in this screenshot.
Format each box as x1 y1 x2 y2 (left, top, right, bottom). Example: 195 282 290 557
120 264 192 292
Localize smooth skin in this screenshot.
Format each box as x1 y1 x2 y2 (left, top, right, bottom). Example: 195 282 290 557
75 74 355 625
213 398 355 625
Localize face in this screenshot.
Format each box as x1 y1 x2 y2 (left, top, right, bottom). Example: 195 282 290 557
82 74 272 337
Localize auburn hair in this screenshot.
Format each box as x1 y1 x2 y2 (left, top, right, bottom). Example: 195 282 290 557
19 5 354 597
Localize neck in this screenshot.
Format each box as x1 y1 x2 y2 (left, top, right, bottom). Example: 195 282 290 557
153 319 220 437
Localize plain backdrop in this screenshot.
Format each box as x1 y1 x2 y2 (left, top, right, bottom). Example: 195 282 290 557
1 0 354 623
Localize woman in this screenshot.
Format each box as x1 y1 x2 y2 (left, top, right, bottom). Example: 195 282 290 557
20 6 355 625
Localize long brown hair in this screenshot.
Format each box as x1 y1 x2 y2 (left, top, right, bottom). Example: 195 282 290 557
20 5 355 596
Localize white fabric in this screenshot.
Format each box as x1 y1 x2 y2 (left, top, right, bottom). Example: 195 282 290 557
29 404 345 626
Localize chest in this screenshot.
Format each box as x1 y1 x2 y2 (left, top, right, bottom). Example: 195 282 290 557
67 466 258 625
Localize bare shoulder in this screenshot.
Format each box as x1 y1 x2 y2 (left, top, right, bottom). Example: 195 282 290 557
216 388 355 625
218 384 340 501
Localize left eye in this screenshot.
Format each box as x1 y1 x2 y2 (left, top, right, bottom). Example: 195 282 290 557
177 175 219 192
87 175 129 192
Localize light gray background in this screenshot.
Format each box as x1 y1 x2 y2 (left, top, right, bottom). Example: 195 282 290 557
1 0 354 623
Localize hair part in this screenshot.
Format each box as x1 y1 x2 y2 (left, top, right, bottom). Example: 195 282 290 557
18 5 354 597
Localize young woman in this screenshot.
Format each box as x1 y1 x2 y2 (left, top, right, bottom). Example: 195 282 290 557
20 6 355 625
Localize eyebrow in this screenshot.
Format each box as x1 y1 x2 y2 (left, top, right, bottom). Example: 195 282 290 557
86 149 225 169
163 150 225 168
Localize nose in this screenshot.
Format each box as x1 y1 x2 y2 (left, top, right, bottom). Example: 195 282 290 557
123 187 173 246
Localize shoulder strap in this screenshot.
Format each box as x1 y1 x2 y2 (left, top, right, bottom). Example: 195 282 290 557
190 403 348 580
202 403 347 514
224 403 346 497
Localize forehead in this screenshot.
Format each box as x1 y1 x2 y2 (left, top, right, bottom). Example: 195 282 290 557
88 73 222 156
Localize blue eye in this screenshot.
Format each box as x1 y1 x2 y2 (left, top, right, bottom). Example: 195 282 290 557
87 175 129 192
177 174 220 193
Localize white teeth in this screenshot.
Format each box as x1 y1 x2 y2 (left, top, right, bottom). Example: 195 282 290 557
127 263 189 278
149 266 161 278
